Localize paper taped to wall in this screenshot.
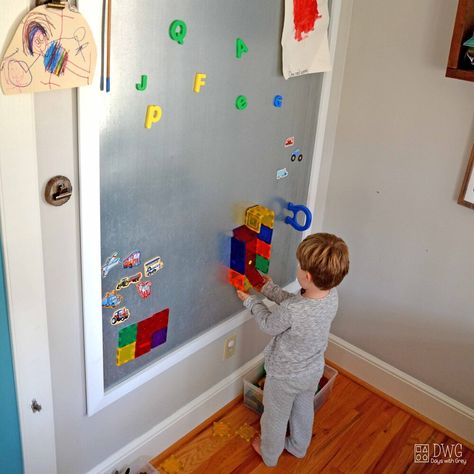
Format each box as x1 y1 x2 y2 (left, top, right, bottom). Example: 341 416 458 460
281 0 331 79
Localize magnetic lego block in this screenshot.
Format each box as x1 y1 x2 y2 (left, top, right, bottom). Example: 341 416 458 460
151 327 168 348
150 308 169 330
230 237 246 274
233 225 258 242
255 255 270 274
256 240 271 259
243 277 252 291
118 323 138 348
116 342 136 366
246 266 265 289
257 225 273 245
228 268 246 291
134 340 151 358
245 206 275 233
245 250 257 272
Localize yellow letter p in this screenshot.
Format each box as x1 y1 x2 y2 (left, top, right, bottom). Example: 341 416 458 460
145 105 162 129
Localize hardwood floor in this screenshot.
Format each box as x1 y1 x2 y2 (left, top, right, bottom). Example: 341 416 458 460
150 372 473 473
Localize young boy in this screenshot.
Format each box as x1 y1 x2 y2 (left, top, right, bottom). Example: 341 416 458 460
237 233 349 467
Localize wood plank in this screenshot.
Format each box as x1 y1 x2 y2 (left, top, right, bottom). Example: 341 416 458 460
327 359 474 450
150 374 473 473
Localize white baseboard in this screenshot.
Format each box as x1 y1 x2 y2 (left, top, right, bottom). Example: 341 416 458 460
326 334 474 445
87 354 264 474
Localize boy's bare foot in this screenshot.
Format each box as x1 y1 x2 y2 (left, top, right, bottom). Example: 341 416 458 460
252 436 262 456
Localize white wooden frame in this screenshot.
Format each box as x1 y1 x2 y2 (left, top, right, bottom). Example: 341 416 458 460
78 0 343 415
0 1 57 471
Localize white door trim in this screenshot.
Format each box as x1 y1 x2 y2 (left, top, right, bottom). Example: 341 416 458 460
78 0 345 415
0 2 57 472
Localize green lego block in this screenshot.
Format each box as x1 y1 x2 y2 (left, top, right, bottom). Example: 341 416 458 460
118 323 137 348
255 255 269 274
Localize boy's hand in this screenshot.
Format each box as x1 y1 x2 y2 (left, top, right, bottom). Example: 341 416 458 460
236 289 250 301
261 274 272 285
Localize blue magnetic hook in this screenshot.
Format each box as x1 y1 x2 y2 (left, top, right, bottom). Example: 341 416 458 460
285 202 312 232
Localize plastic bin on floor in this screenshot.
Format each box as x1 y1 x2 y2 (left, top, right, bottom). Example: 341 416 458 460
243 364 338 415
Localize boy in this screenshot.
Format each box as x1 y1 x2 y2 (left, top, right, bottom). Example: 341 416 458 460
237 233 349 467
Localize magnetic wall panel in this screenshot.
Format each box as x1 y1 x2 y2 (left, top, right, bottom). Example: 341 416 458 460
100 0 323 388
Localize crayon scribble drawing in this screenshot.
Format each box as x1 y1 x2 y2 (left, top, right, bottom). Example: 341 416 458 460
1 5 96 95
293 0 322 42
281 0 331 79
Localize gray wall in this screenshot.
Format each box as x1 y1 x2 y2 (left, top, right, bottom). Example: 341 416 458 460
35 88 269 473
322 0 474 408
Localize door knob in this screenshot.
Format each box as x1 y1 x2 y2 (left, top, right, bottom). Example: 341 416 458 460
45 176 73 206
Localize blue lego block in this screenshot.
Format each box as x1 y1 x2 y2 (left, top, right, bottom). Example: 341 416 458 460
258 225 273 245
230 237 246 274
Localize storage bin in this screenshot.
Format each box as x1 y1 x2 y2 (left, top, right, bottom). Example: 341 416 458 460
243 364 338 415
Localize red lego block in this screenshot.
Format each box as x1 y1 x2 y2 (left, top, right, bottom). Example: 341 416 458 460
246 266 265 289
135 340 151 357
149 309 169 331
256 240 271 259
245 250 257 272
233 225 258 252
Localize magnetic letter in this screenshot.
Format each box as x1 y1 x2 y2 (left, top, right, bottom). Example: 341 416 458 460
273 95 283 107
145 105 162 129
235 95 248 110
136 75 148 91
193 73 207 93
236 38 249 59
169 20 187 45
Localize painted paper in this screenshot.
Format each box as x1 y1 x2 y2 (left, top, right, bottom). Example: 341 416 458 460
281 0 331 79
1 4 96 95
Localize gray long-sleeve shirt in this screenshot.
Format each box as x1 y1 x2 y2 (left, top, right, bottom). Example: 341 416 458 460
243 280 338 379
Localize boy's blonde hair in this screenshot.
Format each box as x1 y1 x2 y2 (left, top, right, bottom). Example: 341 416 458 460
296 233 349 290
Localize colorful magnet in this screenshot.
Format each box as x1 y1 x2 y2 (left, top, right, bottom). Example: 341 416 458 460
236 38 249 59
145 105 163 129
274 95 283 107
193 73 207 93
169 19 187 45
291 148 303 162
123 250 141 269
285 202 313 232
101 252 121 278
144 256 164 277
102 290 123 309
111 307 130 326
276 168 289 180
284 137 295 148
235 95 248 110
115 272 143 291
136 75 148 91
136 280 152 299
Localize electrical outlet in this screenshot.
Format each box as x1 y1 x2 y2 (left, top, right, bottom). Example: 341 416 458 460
223 335 237 359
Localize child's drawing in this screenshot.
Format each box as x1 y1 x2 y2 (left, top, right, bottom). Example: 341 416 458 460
1 5 96 95
281 0 331 79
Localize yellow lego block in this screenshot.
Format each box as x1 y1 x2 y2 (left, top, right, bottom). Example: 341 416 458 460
243 277 252 291
245 205 275 233
116 342 136 366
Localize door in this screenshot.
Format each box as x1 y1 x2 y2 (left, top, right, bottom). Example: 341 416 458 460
0 244 23 473
0 2 57 472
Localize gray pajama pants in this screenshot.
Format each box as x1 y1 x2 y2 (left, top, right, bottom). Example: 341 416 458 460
260 370 322 467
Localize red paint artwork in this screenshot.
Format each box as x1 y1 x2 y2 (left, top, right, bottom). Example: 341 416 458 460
293 0 322 42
